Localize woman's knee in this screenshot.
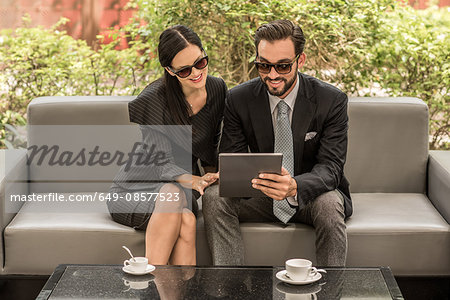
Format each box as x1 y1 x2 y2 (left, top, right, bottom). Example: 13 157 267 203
182 209 196 227
179 211 196 242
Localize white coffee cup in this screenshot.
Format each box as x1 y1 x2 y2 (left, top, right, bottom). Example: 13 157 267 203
285 258 318 281
124 257 148 272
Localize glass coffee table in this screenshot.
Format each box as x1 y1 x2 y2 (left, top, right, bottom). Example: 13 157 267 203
37 264 403 299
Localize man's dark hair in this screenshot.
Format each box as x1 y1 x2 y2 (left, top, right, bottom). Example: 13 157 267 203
254 20 306 57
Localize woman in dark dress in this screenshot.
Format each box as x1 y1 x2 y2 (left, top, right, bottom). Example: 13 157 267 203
107 25 226 265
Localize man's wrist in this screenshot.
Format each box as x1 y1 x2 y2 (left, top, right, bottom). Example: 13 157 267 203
288 177 298 197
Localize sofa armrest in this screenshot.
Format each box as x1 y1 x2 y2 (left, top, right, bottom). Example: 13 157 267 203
428 150 450 224
1 149 28 271
1 149 29 227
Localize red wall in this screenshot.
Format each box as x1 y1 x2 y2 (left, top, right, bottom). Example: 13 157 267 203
0 0 136 48
408 0 450 9
1 0 447 48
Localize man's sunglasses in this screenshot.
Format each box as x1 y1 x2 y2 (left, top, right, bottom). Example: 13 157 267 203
168 56 209 78
254 54 300 75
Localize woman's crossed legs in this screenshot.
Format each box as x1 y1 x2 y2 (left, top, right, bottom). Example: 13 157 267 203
145 183 196 265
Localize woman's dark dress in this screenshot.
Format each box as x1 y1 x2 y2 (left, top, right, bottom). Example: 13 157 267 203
107 75 226 229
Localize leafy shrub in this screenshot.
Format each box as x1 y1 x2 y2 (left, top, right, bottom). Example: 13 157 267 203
0 15 156 147
124 0 396 87
371 6 449 149
1 2 448 149
124 0 449 149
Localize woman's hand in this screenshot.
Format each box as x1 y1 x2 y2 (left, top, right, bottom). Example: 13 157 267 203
176 173 219 195
193 173 219 195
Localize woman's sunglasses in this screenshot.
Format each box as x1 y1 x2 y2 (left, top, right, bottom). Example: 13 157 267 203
168 56 209 78
254 54 300 75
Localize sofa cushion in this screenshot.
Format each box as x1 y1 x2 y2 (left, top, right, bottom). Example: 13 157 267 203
26 125 142 194
3 192 212 275
345 193 450 276
26 97 429 195
27 96 135 125
4 193 449 275
26 97 139 194
345 98 428 193
230 193 450 275
3 193 145 275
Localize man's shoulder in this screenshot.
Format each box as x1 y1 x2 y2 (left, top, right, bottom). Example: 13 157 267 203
224 78 262 111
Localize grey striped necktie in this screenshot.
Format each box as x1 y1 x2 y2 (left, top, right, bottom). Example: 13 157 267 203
273 100 296 223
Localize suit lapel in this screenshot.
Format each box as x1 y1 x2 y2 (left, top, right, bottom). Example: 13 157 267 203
292 73 316 174
248 80 274 152
247 73 317 173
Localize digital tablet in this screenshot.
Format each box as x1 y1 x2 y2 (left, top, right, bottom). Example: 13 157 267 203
219 153 283 198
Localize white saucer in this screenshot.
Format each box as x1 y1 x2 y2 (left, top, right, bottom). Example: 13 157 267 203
276 270 322 285
122 264 155 275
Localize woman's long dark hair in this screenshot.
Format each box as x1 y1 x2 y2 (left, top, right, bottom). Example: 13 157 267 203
158 25 204 125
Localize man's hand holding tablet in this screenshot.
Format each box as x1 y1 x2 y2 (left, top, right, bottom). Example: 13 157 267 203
251 167 298 200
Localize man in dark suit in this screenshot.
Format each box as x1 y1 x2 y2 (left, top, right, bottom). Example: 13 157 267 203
203 20 352 266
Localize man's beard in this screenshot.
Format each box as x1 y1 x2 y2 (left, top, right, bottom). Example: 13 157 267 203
262 69 297 97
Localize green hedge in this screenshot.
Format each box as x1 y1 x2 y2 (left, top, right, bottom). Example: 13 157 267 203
1 1 448 149
0 15 157 147
372 7 449 149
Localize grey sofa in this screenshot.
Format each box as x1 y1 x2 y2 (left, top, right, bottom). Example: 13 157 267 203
1 96 449 276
